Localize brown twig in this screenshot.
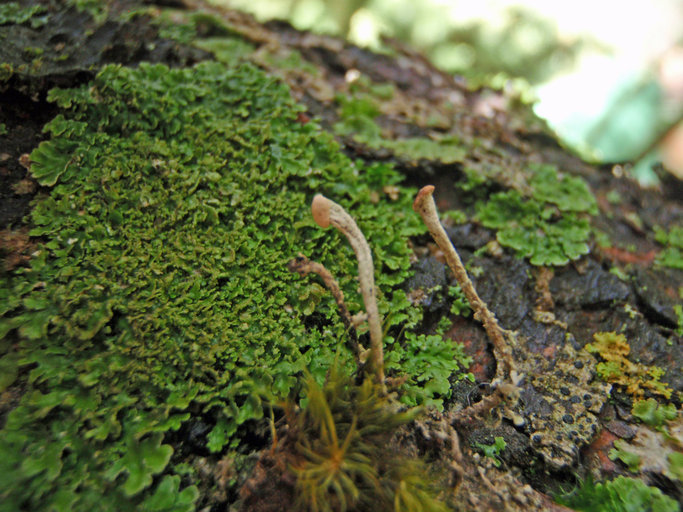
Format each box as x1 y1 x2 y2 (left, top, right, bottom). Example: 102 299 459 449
287 254 364 361
448 387 505 425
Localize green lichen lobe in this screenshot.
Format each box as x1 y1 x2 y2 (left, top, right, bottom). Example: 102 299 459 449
476 163 596 266
333 90 467 164
585 331 673 399
0 2 48 27
555 475 680 512
654 225 683 270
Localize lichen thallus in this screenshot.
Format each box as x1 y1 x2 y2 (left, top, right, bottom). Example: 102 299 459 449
289 187 521 412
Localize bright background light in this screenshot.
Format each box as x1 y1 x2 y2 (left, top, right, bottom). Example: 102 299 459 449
215 0 683 181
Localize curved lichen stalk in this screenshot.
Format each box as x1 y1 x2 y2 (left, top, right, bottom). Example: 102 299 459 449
412 185 516 382
311 194 385 385
287 254 364 362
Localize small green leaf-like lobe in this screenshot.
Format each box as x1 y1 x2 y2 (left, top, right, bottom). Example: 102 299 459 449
140 475 199 512
29 140 73 186
530 163 598 215
112 433 173 496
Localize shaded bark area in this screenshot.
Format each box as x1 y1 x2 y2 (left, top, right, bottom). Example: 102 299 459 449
0 1 681 510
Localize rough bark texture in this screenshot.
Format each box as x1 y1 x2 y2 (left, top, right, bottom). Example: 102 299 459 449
0 1 681 511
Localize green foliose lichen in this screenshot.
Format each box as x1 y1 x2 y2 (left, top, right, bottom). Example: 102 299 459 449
0 59 470 510
69 0 108 24
476 163 596 266
675 304 683 337
654 225 683 270
555 475 680 512
631 398 677 429
0 2 48 27
333 92 468 163
473 436 506 468
155 9 245 48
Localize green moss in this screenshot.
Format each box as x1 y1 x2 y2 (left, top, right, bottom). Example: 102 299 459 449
608 440 642 472
674 304 683 337
69 0 108 24
607 405 682 485
448 284 471 318
529 163 598 215
473 163 596 266
442 209 468 225
140 475 199 512
193 36 255 63
0 60 470 510
156 8 316 83
289 365 448 512
386 331 472 408
669 453 683 483
606 190 622 205
473 436 506 468
334 93 382 142
154 9 250 51
0 63 12 82
477 191 591 266
585 332 673 399
156 16 197 45
261 48 320 76
609 266 629 281
386 135 468 162
369 82 395 100
23 46 44 58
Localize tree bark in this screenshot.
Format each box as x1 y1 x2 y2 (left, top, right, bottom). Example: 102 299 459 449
0 1 680 510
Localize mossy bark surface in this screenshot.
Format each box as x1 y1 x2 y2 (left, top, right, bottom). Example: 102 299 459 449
0 1 681 511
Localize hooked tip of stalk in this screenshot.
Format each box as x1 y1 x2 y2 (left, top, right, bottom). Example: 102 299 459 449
412 185 435 212
312 194 332 228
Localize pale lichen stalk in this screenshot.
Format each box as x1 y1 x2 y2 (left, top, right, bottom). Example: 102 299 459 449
311 194 385 384
412 185 516 381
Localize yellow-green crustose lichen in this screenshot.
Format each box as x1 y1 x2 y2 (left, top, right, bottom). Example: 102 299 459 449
0 60 471 510
585 331 673 399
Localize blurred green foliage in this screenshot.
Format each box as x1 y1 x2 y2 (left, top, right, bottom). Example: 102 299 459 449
473 436 506 468
221 0 588 86
654 225 683 270
220 0 683 183
333 90 467 163
631 398 677 429
0 2 48 27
